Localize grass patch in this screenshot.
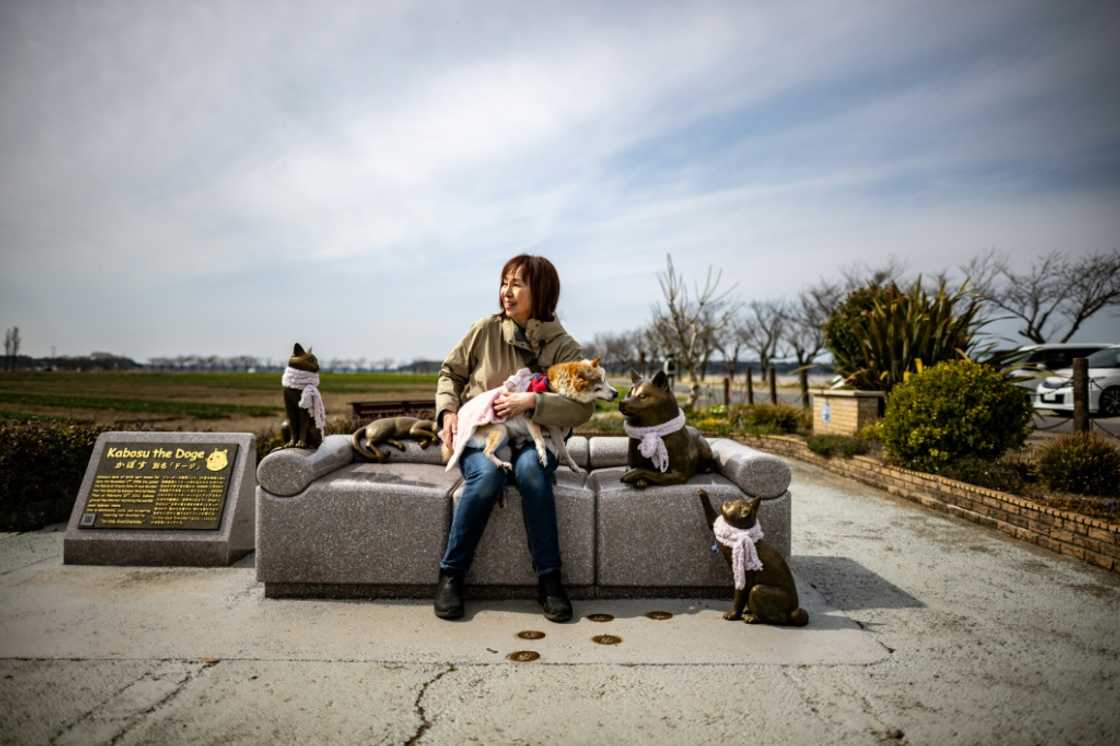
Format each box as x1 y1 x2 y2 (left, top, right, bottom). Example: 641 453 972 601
0 392 280 419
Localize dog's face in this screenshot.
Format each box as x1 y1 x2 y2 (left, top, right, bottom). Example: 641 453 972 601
288 342 320 373
548 357 617 403
720 497 761 529
618 370 677 423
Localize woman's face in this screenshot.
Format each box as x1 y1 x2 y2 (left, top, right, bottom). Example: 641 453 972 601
500 267 533 324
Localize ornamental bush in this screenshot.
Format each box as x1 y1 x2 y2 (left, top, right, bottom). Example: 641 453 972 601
0 419 114 531
880 359 1032 473
728 403 809 434
806 433 871 459
1036 433 1120 497
825 278 982 392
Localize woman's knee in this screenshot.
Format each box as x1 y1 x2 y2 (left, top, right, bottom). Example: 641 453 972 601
461 451 506 498
513 450 555 496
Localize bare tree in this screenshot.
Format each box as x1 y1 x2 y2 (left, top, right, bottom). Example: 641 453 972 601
964 249 1120 343
712 309 752 383
650 254 735 408
780 287 832 407
742 300 785 382
589 331 638 374
4 327 19 370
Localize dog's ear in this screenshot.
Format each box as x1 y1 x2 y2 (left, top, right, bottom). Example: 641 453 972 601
292 343 305 356
629 370 642 384
590 356 601 368
651 370 669 389
746 496 761 520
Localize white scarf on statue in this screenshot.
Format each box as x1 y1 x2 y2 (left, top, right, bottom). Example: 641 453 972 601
713 515 764 590
622 408 687 473
281 367 326 432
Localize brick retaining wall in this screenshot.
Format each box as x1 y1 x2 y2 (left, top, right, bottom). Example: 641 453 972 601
739 435 1120 575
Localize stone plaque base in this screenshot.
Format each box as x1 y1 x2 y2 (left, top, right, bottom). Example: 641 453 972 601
64 432 256 566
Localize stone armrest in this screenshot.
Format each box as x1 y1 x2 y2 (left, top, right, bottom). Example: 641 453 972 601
257 434 355 496
706 438 791 499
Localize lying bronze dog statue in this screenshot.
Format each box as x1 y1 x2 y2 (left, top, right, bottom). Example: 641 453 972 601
352 416 440 462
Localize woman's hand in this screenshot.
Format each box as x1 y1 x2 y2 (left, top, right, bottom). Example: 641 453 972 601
441 412 458 446
494 391 536 419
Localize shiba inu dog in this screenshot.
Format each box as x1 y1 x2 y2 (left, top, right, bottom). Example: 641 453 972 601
618 370 712 488
279 343 323 450
699 490 808 626
443 357 617 473
352 416 440 462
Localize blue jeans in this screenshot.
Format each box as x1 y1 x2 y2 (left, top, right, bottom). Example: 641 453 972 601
440 443 562 576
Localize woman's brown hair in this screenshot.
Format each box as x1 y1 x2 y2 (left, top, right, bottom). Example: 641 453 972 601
498 255 561 322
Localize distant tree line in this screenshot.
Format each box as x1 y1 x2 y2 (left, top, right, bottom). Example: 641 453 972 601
585 249 1120 406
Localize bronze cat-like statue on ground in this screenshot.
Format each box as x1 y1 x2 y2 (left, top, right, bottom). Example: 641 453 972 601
618 370 712 488
278 343 324 451
699 490 808 626
352 416 440 462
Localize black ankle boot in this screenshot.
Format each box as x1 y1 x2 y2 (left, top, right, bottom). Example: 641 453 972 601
537 570 572 623
434 569 464 620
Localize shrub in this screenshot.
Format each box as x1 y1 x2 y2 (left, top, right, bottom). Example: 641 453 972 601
806 433 871 459
0 419 115 531
1036 434 1120 497
825 277 983 392
880 359 1032 473
939 455 1029 493
729 403 809 434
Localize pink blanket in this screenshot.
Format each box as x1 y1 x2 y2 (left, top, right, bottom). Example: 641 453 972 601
444 368 535 470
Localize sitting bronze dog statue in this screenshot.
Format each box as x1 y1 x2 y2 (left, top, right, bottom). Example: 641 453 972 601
352 416 440 462
619 370 712 488
278 343 324 451
699 490 808 626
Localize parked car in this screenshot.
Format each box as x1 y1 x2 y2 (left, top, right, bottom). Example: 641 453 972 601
1005 343 1113 389
1034 344 1120 417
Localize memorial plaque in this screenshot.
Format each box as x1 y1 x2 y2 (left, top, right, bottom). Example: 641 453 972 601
64 432 256 566
77 442 239 530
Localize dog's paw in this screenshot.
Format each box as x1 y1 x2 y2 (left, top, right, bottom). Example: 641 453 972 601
722 610 741 621
498 460 513 471
742 614 760 625
536 448 548 467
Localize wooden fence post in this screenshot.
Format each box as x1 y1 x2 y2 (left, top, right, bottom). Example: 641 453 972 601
1073 357 1090 433
769 367 778 405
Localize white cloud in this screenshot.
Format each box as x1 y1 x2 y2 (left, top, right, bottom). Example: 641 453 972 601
2 1 1117 359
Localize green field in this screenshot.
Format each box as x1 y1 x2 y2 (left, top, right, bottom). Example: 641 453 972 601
0 371 441 431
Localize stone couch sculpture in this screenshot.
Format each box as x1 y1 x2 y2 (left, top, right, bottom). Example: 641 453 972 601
255 434 793 599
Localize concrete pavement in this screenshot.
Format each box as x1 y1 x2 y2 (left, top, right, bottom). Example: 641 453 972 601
2 458 1119 745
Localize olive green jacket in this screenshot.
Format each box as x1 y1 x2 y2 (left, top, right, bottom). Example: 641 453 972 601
435 314 594 429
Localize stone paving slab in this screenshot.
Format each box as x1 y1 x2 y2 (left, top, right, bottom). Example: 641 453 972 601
3 459 1120 746
0 534 884 666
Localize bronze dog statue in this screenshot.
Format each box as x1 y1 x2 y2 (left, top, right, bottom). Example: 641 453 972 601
278 343 323 451
352 416 440 462
699 490 808 626
619 370 712 488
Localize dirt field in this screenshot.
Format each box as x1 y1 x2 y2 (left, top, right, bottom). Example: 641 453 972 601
0 371 441 435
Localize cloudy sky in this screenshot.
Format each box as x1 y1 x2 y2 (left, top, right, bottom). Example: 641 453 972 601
2 0 1118 364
